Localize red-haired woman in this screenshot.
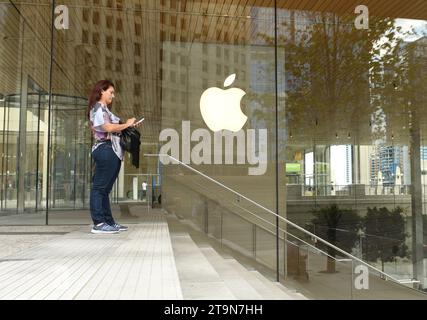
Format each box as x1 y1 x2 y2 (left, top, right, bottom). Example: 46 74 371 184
87 80 139 234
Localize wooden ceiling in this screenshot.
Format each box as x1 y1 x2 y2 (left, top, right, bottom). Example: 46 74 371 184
276 0 427 20
166 1 427 20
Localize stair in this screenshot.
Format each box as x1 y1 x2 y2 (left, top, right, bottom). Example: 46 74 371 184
168 215 307 300
198 246 264 299
170 233 235 299
248 270 308 300
200 246 305 300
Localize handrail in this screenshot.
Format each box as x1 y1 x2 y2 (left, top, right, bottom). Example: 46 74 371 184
230 201 339 261
146 153 412 285
186 174 414 267
174 171 340 260
184 175 340 261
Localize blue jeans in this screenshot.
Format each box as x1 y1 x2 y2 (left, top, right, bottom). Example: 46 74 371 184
90 142 121 225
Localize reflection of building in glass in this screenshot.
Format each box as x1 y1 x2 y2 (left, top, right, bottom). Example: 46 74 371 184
330 145 352 187
370 151 380 185
345 146 352 185
379 146 399 185
370 146 410 186
160 42 252 129
421 146 427 160
75 2 161 139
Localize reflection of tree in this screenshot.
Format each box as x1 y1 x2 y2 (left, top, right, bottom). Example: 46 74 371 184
249 10 426 281
363 206 408 272
368 36 406 143
245 52 286 161
310 204 362 273
401 35 427 281
253 12 407 143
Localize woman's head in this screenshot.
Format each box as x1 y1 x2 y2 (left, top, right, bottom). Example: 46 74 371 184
87 80 115 119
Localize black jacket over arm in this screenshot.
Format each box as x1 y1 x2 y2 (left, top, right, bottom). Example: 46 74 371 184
118 127 141 168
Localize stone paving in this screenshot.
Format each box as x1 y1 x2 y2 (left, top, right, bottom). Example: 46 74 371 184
0 213 182 300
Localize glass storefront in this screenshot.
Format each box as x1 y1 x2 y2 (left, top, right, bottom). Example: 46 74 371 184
1 0 427 295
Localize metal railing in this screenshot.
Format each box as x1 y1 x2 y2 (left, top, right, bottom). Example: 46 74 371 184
148 153 427 299
294 184 412 197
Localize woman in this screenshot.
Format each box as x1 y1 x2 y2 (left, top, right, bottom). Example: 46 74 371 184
88 80 139 234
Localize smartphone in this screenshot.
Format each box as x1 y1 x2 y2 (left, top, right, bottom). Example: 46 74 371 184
136 117 145 125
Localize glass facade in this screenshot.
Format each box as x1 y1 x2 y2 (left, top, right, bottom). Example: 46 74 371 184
1 0 427 296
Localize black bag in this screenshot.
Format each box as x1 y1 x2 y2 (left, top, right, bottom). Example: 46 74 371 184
119 127 141 168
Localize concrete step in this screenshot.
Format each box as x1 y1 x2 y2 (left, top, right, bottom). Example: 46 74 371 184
201 246 300 300
169 233 236 300
249 270 308 300
227 262 299 300
167 212 305 300
199 247 264 300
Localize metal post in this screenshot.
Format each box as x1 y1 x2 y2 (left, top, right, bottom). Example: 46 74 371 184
253 224 256 258
1 96 7 211
203 199 208 234
350 259 354 300
274 0 280 283
46 0 56 225
220 211 223 248
147 174 150 213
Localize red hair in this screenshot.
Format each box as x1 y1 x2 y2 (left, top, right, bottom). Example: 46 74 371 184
87 80 115 120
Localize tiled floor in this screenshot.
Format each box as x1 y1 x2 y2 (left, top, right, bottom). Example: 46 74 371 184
0 212 182 300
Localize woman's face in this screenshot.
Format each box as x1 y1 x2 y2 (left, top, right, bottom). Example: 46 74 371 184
101 86 115 105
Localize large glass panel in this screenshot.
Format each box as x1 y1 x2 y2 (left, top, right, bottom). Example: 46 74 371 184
223 213 254 257
0 1 51 224
49 95 88 211
159 2 281 279
279 2 427 294
255 226 276 270
1 0 426 299
48 1 162 224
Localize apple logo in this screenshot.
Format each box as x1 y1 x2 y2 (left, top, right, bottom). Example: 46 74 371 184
200 74 247 132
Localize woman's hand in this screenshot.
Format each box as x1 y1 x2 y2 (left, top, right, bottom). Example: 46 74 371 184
126 118 136 127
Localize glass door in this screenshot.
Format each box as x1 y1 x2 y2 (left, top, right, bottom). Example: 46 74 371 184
23 78 47 212
0 94 19 212
49 95 90 210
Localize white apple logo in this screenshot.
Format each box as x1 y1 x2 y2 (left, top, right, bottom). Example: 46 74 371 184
200 74 247 132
